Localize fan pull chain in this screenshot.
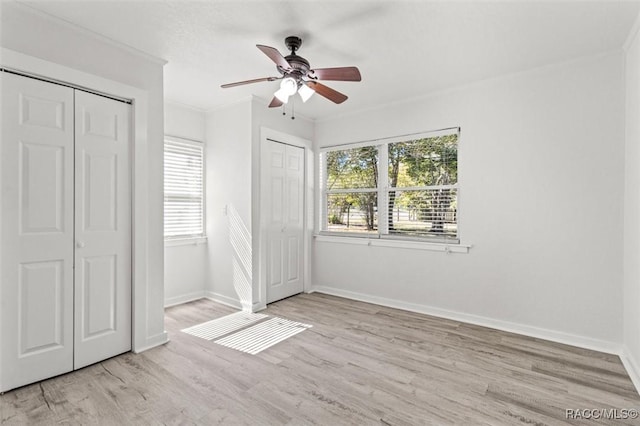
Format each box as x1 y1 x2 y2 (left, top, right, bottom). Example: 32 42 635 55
291 99 295 120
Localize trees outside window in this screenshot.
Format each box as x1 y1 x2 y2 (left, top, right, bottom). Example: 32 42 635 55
325 146 378 233
322 129 458 242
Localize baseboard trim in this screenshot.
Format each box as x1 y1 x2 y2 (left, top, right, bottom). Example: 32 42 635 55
309 285 621 356
204 291 243 310
620 346 640 395
133 331 169 353
253 302 267 313
164 291 207 308
165 291 246 311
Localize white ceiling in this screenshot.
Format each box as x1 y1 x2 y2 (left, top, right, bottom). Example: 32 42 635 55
19 0 640 120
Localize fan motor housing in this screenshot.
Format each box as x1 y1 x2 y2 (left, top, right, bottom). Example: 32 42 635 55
285 36 303 53
285 54 310 74
282 36 310 77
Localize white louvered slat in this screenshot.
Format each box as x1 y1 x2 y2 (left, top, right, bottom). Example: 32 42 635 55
164 137 205 238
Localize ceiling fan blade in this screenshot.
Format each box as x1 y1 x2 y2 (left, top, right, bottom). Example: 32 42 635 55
221 77 279 88
309 67 362 81
257 45 291 70
306 81 348 104
268 97 283 108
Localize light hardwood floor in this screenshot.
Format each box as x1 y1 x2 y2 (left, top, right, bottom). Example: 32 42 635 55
1 293 639 425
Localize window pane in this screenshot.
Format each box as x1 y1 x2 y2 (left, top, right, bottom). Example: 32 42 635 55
326 192 378 234
387 188 457 239
325 146 378 190
388 134 458 188
164 139 204 238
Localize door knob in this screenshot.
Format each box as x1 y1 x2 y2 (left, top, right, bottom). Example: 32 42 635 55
76 241 86 248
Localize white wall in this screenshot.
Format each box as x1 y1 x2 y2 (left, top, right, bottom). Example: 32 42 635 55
205 97 315 309
623 18 640 387
0 2 167 349
164 102 208 306
313 52 626 350
165 101 207 141
206 99 253 309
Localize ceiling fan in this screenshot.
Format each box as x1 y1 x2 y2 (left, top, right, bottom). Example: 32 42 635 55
221 36 361 108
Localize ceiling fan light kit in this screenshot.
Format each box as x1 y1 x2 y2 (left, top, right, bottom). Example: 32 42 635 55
221 35 361 110
297 83 315 103
274 76 298 103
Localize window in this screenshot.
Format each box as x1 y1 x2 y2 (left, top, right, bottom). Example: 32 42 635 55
321 128 459 243
324 146 379 235
164 136 205 239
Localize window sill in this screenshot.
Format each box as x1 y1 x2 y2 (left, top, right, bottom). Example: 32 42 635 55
314 234 471 253
164 236 208 247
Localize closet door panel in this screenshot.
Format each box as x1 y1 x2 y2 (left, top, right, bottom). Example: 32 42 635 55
73 91 131 369
0 73 74 392
263 141 305 304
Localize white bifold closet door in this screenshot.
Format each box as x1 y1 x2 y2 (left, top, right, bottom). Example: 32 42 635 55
73 90 131 369
0 73 131 392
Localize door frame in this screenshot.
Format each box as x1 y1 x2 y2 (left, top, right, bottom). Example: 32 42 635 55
0 47 168 355
256 127 313 311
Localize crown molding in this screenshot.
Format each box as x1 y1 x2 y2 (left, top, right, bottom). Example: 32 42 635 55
13 1 167 66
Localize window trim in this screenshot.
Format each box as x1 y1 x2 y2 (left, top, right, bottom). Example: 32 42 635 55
164 135 206 241
164 236 208 247
319 127 461 245
314 233 471 253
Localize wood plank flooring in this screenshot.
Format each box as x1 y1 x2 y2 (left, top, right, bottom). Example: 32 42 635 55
1 293 639 425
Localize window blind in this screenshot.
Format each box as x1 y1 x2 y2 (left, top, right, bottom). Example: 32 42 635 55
164 138 204 238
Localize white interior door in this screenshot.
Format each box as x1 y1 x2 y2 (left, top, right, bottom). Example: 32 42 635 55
0 74 133 391
73 91 132 369
263 140 304 304
0 73 75 392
